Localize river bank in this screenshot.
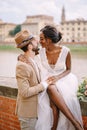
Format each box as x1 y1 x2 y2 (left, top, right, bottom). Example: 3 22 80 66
0 44 87 52
0 44 87 88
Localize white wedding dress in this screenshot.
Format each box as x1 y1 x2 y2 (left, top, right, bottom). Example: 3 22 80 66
35 46 83 130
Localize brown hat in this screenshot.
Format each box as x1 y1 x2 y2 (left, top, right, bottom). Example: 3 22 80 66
15 30 34 48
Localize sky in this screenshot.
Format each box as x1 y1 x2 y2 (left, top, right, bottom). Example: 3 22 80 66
0 0 87 24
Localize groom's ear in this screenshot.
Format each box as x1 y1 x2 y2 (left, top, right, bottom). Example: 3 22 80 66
28 44 33 50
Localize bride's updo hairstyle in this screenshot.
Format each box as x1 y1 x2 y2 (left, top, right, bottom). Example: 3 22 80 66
40 25 62 44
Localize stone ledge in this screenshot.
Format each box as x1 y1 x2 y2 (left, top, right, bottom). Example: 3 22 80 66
0 85 18 99
80 100 87 116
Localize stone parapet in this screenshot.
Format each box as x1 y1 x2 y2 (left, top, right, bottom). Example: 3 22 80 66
0 84 20 130
0 79 87 130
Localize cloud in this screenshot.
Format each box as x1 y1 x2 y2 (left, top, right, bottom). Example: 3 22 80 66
0 0 58 23
55 0 87 21
0 0 87 24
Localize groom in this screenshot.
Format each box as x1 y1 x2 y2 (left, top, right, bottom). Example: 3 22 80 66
14 30 54 130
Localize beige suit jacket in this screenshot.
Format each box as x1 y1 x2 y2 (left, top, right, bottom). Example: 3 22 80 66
15 60 44 118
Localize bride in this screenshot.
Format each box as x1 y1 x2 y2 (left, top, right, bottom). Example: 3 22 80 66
35 25 83 130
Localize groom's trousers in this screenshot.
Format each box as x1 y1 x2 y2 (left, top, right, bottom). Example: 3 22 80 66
19 117 37 130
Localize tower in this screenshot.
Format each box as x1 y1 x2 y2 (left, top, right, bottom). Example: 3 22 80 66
61 6 66 23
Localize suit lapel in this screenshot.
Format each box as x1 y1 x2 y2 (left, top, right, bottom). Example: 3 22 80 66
28 59 41 83
18 54 41 83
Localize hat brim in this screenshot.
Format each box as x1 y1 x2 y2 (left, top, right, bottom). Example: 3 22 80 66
17 41 30 48
16 34 34 48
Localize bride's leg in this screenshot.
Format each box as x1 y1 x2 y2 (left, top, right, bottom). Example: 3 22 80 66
50 100 59 130
47 84 83 130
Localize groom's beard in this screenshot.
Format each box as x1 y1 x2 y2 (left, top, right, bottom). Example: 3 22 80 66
32 47 39 55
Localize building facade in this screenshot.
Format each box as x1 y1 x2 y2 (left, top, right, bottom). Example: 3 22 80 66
0 19 16 42
0 11 87 43
21 15 54 38
59 7 87 42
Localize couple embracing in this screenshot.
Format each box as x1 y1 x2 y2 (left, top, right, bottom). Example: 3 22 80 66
15 25 83 130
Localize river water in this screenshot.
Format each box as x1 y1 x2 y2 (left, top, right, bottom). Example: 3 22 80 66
0 51 87 83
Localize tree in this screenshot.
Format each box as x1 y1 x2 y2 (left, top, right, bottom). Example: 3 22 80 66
14 25 21 34
9 25 21 36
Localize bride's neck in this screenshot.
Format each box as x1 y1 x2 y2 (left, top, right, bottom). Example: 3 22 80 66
47 44 55 51
46 44 60 53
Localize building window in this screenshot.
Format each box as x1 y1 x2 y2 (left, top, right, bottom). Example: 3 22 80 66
72 39 75 42
78 33 80 36
78 27 80 30
61 23 64 25
72 28 74 31
61 28 64 30
83 28 86 31
72 22 75 25
78 22 80 25
66 23 69 25
67 39 69 42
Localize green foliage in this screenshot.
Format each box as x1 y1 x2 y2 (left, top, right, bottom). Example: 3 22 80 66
9 30 15 36
14 25 21 34
0 45 21 52
77 78 87 101
9 25 21 36
66 44 87 52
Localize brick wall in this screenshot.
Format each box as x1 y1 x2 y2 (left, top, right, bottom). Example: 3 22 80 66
0 86 87 130
0 96 20 130
83 116 87 130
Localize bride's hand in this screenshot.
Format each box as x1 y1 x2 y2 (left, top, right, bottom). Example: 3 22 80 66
46 76 58 84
